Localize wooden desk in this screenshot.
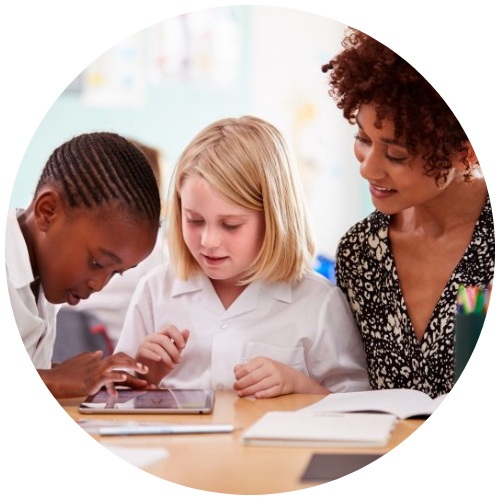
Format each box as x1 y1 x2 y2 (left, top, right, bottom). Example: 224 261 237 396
60 391 423 495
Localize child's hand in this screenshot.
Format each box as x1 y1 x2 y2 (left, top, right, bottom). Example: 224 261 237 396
135 324 190 385
233 357 329 399
40 351 150 399
233 357 299 398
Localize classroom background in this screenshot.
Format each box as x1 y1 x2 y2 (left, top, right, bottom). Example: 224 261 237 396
9 5 373 263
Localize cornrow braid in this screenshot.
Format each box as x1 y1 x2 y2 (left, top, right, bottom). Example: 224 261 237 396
35 132 161 224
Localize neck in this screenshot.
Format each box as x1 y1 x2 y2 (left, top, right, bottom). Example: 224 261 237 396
211 279 247 310
17 205 40 281
391 178 488 237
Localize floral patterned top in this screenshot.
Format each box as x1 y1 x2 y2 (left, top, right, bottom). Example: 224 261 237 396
336 197 494 398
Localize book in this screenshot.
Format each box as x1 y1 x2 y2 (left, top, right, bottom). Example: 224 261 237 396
296 388 447 420
242 410 396 448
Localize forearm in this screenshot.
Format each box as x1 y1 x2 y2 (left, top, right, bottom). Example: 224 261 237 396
37 369 65 398
293 371 330 395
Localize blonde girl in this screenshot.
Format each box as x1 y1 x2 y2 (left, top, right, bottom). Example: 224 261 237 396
115 116 369 398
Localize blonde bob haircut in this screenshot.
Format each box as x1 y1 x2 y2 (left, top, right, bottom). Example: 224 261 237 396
167 116 315 284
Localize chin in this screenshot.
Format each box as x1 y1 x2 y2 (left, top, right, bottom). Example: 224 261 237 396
205 270 230 281
44 294 65 305
205 269 240 283
371 199 407 216
41 287 65 305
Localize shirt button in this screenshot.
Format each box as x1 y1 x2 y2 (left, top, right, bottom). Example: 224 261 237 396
216 383 225 390
220 323 228 330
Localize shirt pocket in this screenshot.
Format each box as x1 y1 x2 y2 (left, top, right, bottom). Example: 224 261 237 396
242 341 308 374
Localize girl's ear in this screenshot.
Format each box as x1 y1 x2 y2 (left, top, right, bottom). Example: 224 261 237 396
33 190 64 232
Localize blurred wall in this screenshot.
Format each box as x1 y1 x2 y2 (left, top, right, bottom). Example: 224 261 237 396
9 5 372 259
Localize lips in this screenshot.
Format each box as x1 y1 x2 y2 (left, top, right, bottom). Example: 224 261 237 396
67 291 91 306
67 292 81 306
202 254 228 266
369 183 397 199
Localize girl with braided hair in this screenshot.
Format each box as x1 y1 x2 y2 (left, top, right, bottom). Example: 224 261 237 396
6 131 162 398
322 29 494 398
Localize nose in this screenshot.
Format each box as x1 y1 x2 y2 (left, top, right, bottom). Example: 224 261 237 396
201 225 221 249
359 150 385 181
87 271 113 294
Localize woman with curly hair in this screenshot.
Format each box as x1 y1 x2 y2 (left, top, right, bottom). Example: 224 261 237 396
322 29 494 398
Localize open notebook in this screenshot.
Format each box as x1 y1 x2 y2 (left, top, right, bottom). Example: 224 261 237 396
296 388 447 420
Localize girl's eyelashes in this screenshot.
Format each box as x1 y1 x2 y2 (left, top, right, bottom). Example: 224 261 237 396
90 257 104 270
90 256 123 276
186 217 204 225
186 217 242 230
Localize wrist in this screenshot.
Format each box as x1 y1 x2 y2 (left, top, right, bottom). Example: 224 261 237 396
293 371 329 395
38 368 63 398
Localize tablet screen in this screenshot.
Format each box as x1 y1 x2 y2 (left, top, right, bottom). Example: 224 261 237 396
79 389 215 414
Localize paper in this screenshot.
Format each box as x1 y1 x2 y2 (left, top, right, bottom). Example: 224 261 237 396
296 389 447 419
104 445 169 468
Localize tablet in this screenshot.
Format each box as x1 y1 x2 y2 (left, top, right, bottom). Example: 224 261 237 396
79 389 215 414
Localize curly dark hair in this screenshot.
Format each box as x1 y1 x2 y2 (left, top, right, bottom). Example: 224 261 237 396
322 29 473 185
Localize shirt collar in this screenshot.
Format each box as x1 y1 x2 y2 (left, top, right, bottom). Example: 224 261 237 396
170 272 293 318
171 272 292 302
261 279 293 303
171 272 206 297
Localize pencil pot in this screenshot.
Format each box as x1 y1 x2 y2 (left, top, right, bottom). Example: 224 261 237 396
454 313 486 383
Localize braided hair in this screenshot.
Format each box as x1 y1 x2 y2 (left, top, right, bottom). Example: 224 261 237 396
35 132 161 225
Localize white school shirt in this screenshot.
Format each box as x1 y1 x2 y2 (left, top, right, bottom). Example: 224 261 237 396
5 209 58 369
115 265 370 393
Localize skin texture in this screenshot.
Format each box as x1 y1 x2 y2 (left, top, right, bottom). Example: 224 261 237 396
354 104 461 216
180 175 265 308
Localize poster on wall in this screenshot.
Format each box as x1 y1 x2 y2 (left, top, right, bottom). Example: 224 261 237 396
82 32 146 108
147 7 242 87
75 7 242 107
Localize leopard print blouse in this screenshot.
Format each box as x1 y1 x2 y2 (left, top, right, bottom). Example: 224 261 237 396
336 197 494 398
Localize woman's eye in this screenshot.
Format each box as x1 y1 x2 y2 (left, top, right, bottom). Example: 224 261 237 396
386 153 409 164
222 223 241 231
187 218 204 225
354 134 371 145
